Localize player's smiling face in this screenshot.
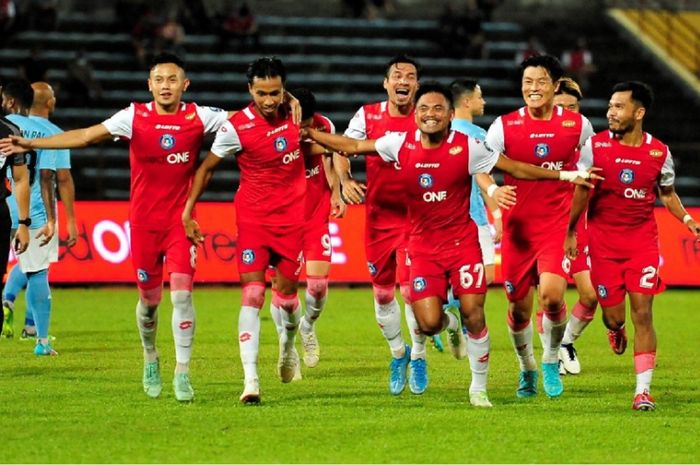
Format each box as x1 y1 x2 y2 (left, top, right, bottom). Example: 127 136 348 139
384 63 419 109
521 66 556 110
249 76 284 119
148 63 189 112
415 92 453 135
554 93 580 113
607 90 643 135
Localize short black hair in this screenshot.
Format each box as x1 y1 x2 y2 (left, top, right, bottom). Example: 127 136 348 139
449 79 479 107
150 52 186 72
556 77 583 100
414 81 453 109
520 54 564 83
385 54 421 80
1 78 34 111
290 88 316 121
246 56 286 85
612 81 654 111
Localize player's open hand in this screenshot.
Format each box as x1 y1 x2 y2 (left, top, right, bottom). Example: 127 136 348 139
36 221 55 246
566 167 604 189
493 185 516 210
331 189 347 218
340 178 366 205
0 135 32 155
66 220 78 248
184 218 204 246
564 230 578 260
686 219 700 241
13 227 29 255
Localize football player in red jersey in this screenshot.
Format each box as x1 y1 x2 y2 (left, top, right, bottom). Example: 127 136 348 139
0 53 229 403
304 82 598 406
567 81 700 411
485 55 595 399
183 57 307 404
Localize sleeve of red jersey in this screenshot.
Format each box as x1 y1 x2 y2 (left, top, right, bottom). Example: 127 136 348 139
343 106 366 140
196 105 229 134
579 115 595 146
209 120 242 158
659 147 675 186
101 104 135 140
485 117 505 155
374 132 405 162
577 137 594 171
467 137 499 175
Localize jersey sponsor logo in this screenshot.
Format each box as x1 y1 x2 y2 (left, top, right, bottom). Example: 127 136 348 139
306 165 320 178
595 141 612 148
267 124 289 137
137 268 149 283
483 140 494 153
367 262 377 276
185 112 196 120
418 173 433 189
368 113 383 120
282 149 301 164
562 120 576 128
405 143 416 150
619 168 635 184
615 157 641 165
415 163 440 168
160 134 176 150
237 122 255 131
534 143 550 158
506 119 524 126
241 249 256 265
541 161 563 170
624 187 647 199
504 280 515 295
562 257 571 274
423 191 447 202
155 124 181 131
166 151 190 164
412 276 427 292
205 106 224 112
597 284 608 299
530 133 555 138
649 149 663 158
449 146 463 155
274 136 288 152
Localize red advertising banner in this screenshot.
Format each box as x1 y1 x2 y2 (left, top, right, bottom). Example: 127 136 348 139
9 202 700 286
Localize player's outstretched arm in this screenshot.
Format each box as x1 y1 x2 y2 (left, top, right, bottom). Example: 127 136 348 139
0 124 112 154
494 154 602 188
565 185 591 260
182 152 223 246
11 163 30 255
38 169 57 246
56 169 78 247
475 172 516 210
323 155 346 218
658 184 700 239
332 152 366 204
304 127 376 156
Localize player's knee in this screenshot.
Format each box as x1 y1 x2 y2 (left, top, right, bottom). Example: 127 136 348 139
271 289 299 313
170 272 193 292
306 276 328 301
139 286 162 307
602 313 624 331
540 293 564 312
170 290 192 308
399 284 412 304
242 282 266 309
415 313 441 336
373 285 396 306
507 309 530 331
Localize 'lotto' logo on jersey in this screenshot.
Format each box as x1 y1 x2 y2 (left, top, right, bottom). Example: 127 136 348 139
241 249 256 265
160 134 176 150
534 143 550 158
423 191 447 202
137 269 149 283
619 169 635 184
597 284 608 299
413 277 427 292
419 173 433 189
274 136 288 152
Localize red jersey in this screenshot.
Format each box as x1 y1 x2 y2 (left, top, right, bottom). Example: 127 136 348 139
304 113 334 221
375 129 499 256
102 101 228 229
344 101 416 228
486 105 594 239
578 131 675 259
210 104 304 227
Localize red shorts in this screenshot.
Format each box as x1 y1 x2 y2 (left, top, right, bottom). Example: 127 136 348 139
130 224 196 290
569 242 591 276
501 235 569 302
409 244 486 302
365 223 409 287
590 253 666 308
237 222 304 281
303 219 332 263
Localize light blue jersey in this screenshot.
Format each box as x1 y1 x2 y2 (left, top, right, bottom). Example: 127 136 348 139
5 114 69 229
451 118 489 226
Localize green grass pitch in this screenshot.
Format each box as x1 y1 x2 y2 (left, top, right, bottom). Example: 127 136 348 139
0 287 698 463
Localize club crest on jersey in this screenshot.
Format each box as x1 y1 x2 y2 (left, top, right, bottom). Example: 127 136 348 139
504 280 515 295
367 262 377 276
449 146 463 155
534 143 550 158
274 136 288 152
597 284 608 299
137 269 149 283
562 120 576 128
649 149 663 158
418 173 433 189
241 249 256 265
160 134 175 150
413 277 427 292
619 168 635 184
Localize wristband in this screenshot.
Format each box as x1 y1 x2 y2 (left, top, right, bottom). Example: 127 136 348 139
486 184 499 198
559 170 587 182
683 214 693 225
491 209 502 219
